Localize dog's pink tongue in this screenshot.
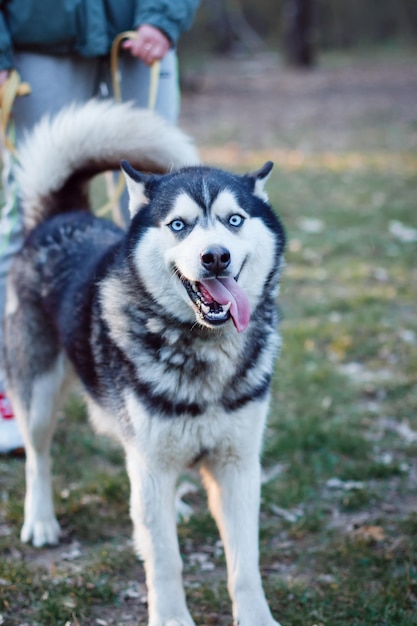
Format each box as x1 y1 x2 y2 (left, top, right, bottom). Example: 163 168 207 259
200 277 250 333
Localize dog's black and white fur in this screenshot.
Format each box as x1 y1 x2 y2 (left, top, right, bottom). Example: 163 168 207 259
4 100 285 626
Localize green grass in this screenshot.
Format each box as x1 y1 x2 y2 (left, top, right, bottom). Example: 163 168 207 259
1 51 416 625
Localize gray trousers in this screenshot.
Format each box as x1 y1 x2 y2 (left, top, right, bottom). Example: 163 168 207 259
0 49 179 383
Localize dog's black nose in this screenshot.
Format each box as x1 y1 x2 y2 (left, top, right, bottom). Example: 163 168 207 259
200 246 231 274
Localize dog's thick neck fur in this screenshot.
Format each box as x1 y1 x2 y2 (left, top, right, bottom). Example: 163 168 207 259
97 260 281 418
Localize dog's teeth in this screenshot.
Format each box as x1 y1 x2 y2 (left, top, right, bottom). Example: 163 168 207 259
201 303 210 314
223 302 231 313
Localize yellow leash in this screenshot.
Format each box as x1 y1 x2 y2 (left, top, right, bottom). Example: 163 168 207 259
0 70 30 226
0 69 31 154
111 30 160 106
98 31 161 222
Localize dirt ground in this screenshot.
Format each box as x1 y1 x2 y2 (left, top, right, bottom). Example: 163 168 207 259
179 50 417 157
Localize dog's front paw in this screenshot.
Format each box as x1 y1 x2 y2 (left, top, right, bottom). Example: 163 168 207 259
21 516 61 547
233 604 282 626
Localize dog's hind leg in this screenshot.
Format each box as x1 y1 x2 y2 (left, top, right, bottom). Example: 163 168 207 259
9 353 69 547
4 277 70 547
124 445 195 626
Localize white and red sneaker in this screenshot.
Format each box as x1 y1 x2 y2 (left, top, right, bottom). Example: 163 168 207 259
0 391 25 455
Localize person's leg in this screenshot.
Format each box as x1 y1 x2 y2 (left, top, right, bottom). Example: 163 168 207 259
116 48 180 123
0 137 24 448
0 52 99 451
12 52 101 138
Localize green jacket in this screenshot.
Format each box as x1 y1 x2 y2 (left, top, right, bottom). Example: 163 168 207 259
0 0 199 70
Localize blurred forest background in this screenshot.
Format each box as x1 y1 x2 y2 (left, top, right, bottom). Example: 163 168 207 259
180 0 417 63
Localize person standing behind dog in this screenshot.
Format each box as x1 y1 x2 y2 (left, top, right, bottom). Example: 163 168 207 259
0 0 200 453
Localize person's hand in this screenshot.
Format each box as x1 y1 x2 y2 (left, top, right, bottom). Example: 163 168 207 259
0 69 10 88
122 24 170 66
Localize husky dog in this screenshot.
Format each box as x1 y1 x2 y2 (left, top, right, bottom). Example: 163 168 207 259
4 100 285 626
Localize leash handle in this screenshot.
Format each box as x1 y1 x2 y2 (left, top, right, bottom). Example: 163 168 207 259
110 30 161 109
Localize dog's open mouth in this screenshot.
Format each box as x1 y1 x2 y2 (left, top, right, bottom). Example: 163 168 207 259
180 275 250 333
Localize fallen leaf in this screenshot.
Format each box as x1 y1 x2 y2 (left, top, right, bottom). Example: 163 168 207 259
353 525 385 542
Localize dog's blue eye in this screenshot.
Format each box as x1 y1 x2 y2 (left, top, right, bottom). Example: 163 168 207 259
170 219 185 232
229 214 244 227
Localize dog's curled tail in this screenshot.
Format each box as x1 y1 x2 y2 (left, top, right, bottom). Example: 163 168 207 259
16 99 200 232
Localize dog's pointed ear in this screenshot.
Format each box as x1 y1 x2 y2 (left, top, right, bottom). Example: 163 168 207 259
245 161 274 202
120 160 152 217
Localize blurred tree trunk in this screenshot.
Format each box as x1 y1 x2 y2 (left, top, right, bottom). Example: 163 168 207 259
209 0 264 54
284 0 315 67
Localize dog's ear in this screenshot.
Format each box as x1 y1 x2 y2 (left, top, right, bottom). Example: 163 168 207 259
121 160 152 217
245 161 274 202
